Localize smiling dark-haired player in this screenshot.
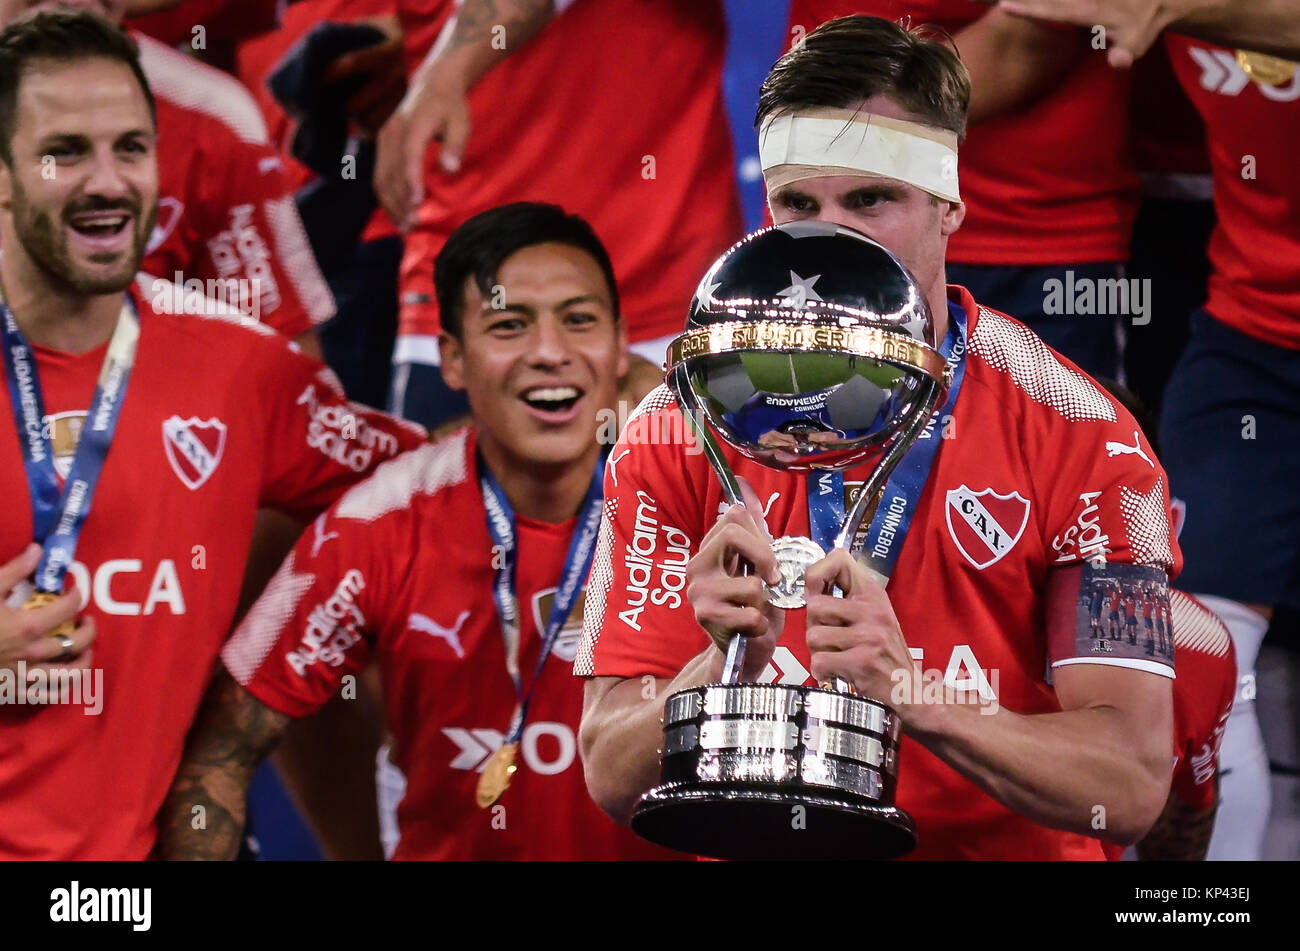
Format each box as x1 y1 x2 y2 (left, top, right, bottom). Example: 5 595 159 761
156 202 683 861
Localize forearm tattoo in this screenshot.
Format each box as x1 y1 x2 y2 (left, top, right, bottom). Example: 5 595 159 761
154 671 290 860
1136 793 1217 861
448 0 554 58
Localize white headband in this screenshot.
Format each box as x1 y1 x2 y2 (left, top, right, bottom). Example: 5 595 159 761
759 107 961 203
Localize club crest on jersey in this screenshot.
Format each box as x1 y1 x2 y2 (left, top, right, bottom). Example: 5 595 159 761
162 415 227 490
945 485 1030 570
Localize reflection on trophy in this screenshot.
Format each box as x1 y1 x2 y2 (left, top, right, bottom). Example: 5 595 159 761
630 222 952 860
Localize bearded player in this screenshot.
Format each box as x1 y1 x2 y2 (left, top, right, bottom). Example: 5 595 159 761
155 202 683 861
577 16 1182 859
0 10 426 859
0 0 334 352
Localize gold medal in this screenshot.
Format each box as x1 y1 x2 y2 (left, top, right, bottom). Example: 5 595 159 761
476 742 519 808
1236 50 1298 86
21 590 74 639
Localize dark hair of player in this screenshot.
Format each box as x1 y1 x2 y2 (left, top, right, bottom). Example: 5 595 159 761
755 15 972 142
1095 376 1161 458
434 201 621 338
0 9 156 166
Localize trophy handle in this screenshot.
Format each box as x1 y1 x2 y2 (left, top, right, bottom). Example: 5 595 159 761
669 364 743 507
670 365 747 684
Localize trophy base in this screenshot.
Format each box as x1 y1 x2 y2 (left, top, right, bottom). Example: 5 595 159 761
631 783 917 861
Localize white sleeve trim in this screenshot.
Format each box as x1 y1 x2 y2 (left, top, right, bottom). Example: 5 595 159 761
1051 656 1175 679
263 195 336 327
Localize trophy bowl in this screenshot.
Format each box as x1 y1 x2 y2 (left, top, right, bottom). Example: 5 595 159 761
631 683 916 860
631 222 951 860
671 220 945 473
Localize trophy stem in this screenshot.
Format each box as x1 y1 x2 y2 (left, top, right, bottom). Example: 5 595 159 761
671 364 748 685
721 632 746 685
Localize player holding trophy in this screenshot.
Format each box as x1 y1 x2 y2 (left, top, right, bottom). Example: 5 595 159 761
577 15 1184 860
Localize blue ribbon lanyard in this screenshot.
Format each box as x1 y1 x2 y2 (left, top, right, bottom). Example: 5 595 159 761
479 448 606 744
807 300 968 583
1 297 139 593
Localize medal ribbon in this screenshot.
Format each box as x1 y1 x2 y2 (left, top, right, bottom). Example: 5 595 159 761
1 296 139 593
478 447 606 744
807 300 968 583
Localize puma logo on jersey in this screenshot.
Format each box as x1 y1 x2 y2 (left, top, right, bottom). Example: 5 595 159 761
608 448 630 487
409 610 470 658
1105 430 1154 468
310 514 339 558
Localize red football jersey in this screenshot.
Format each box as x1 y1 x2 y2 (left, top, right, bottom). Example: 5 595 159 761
0 279 426 860
136 32 337 339
127 0 277 48
1166 36 1300 348
224 428 684 860
577 287 1182 860
393 0 742 349
1167 591 1235 811
786 1 1139 264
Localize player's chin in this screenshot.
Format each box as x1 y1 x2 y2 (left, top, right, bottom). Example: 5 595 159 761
66 257 137 295
514 419 601 468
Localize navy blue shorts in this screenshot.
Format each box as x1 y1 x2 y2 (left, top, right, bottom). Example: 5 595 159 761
1160 310 1300 610
946 262 1124 381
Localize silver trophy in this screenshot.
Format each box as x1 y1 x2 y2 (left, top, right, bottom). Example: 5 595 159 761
630 223 952 860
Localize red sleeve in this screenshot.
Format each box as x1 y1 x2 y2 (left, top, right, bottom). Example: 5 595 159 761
1042 388 1180 576
221 506 385 717
575 388 714 680
1169 594 1238 810
1039 376 1182 675
199 132 336 338
257 339 427 520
